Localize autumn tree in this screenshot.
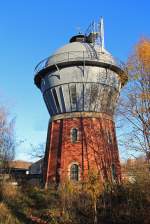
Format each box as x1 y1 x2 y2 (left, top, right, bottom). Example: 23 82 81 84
118 38 150 161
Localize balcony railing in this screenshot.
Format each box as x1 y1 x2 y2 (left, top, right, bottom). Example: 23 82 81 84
34 51 122 74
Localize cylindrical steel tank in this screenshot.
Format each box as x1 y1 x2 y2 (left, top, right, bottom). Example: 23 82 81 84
35 35 126 117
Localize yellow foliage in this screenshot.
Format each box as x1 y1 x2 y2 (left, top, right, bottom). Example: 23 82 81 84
136 38 150 69
140 92 150 100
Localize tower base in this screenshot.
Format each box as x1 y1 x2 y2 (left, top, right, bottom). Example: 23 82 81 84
43 113 121 187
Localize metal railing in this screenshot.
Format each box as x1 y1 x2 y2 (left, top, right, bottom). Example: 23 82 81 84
34 51 121 74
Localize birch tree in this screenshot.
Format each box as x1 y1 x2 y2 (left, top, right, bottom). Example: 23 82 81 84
118 39 150 161
0 106 15 171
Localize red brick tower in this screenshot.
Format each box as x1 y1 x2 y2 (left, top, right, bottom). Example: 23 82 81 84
34 19 127 187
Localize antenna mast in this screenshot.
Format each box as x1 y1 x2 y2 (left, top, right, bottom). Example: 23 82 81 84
85 17 105 51
99 17 104 51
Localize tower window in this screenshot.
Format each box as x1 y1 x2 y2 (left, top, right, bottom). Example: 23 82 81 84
70 164 79 181
105 130 112 145
108 132 112 144
71 128 78 143
112 164 116 180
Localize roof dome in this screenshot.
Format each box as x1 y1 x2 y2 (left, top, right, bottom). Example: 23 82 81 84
46 41 117 67
34 31 127 88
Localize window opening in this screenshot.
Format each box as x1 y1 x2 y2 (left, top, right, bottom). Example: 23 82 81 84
71 128 78 143
112 164 116 180
70 164 79 181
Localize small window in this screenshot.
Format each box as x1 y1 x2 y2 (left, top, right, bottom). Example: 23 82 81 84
71 128 78 143
105 130 112 145
108 132 112 144
70 164 79 181
112 164 116 180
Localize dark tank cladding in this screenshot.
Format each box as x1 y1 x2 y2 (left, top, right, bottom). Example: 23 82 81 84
34 18 127 188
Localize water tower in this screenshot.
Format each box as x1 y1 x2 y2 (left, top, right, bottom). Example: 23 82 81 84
34 18 127 187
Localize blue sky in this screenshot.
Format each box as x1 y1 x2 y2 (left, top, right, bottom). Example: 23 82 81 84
0 0 149 161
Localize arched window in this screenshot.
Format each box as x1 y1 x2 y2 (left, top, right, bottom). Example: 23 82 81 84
112 164 116 180
71 128 78 143
108 132 112 144
106 130 112 145
70 164 79 181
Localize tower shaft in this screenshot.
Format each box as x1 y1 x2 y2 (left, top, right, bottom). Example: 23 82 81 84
43 113 121 186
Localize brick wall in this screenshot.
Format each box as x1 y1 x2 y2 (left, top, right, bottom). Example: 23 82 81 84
43 115 121 186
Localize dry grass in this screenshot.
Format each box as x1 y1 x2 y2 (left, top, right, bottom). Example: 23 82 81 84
0 170 150 224
0 202 20 224
1 181 18 199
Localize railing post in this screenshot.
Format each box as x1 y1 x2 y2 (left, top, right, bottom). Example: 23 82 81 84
83 51 85 76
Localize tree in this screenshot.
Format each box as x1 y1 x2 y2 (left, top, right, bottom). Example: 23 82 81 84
83 171 103 224
0 106 16 172
30 143 45 160
118 38 150 161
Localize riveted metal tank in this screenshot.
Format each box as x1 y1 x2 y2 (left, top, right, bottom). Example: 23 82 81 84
34 34 127 118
